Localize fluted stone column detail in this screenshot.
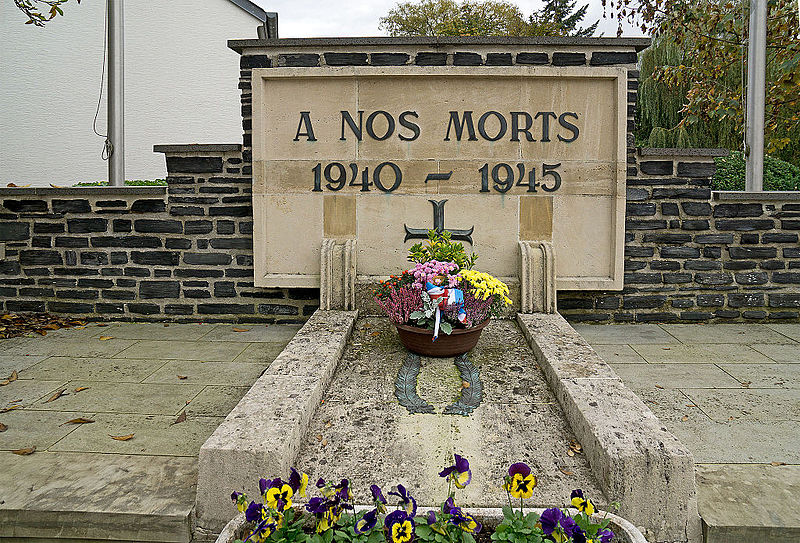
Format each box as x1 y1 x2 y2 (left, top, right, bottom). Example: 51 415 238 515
320 238 356 310
519 240 556 313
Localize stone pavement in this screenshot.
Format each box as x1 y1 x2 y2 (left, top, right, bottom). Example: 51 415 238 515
574 323 800 543
0 321 298 542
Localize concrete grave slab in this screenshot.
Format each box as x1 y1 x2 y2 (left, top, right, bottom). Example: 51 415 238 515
0 452 196 542
49 413 224 456
631 343 775 364
750 343 800 363
696 464 800 543
628 387 711 424
29 381 204 416
20 356 166 383
661 324 798 345
717 363 800 388
682 388 800 422
143 360 268 386
570 323 680 345
114 340 250 362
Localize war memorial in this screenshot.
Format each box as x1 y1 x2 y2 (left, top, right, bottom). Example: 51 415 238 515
1 32 799 543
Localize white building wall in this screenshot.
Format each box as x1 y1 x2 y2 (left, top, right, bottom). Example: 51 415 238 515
0 0 259 186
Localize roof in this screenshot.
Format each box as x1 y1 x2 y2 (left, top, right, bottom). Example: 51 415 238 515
228 0 267 22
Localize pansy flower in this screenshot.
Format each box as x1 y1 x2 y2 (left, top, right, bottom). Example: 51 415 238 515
334 478 352 501
438 454 472 489
231 491 248 513
427 510 447 535
355 508 378 534
288 468 309 497
598 528 614 542
245 501 265 523
371 484 387 513
539 507 563 535
503 463 537 499
265 478 294 511
385 510 415 543
449 510 482 534
570 489 595 516
389 484 417 517
258 478 271 496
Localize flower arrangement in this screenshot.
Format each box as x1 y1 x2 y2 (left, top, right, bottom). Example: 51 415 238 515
230 457 615 543
374 230 511 337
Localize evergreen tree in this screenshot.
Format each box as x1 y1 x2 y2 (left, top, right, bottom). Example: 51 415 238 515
532 0 599 37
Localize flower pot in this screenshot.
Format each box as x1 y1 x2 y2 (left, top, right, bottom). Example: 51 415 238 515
394 319 490 357
216 507 648 543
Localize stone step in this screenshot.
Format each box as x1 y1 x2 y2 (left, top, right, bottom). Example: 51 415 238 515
697 464 800 543
0 452 196 543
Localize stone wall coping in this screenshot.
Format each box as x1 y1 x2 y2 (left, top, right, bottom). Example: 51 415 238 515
638 147 730 157
228 36 652 53
196 310 358 534
713 190 800 201
516 313 700 543
0 186 166 197
153 144 241 153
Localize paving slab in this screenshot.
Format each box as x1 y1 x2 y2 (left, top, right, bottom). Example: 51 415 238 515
750 343 800 363
96 322 215 341
200 324 302 343
232 342 292 364
682 388 800 422
20 356 166 383
660 324 798 345
718 363 800 388
0 337 137 358
185 386 250 417
113 340 249 361
571 323 680 344
29 381 204 416
0 409 91 451
590 344 647 364
142 360 267 386
0 354 50 376
609 363 741 390
630 387 710 424
49 413 224 456
696 464 800 543
764 323 800 342
296 318 606 509
0 451 196 542
631 343 775 364
0 379 69 408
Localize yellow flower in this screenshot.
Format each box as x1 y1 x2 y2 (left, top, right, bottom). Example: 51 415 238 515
266 484 293 511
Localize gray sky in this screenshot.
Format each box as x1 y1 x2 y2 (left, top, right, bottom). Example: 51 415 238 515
251 1 645 38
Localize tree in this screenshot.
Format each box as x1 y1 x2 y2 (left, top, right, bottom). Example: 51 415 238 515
531 0 599 37
14 0 80 26
606 0 800 164
379 0 597 37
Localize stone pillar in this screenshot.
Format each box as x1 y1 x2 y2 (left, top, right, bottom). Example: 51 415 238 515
519 240 556 313
320 238 356 310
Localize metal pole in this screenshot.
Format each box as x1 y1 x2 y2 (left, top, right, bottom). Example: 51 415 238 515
745 0 767 192
107 0 125 187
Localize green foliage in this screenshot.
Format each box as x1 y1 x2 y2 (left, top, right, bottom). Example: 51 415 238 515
379 0 596 37
408 230 477 270
14 0 79 26
73 179 167 186
491 507 543 543
712 151 800 191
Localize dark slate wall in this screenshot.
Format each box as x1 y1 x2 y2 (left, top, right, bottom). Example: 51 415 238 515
0 147 317 322
558 151 800 322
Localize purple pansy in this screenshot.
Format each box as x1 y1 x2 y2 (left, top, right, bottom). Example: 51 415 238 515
598 528 614 543
539 507 563 535
438 454 472 489
245 501 263 523
389 484 417 517
355 509 379 534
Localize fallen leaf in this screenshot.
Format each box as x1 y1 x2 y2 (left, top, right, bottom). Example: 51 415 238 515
74 387 90 393
568 440 583 455
62 418 94 425
662 347 671 350
316 434 323 442
654 384 664 389
741 381 752 388
325 421 332 428
232 327 250 332
685 404 697 408
0 422 7 432
45 388 68 402
98 336 114 341
370 331 380 336
43 323 61 330
173 410 186 425
0 405 22 413
109 433 134 441
567 449 575 457
49 184 63 188
177 375 188 380
558 468 574 476
35 329 47 336
12 446 35 455
770 461 787 466
462 381 470 389
0 370 18 386
321 438 328 446
163 323 169 327
681 415 689 422
96 323 109 327
6 183 18 187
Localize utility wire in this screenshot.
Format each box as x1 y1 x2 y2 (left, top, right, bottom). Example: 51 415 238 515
92 3 112 161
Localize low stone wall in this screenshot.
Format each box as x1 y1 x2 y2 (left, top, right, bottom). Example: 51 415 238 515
558 148 800 323
0 145 317 322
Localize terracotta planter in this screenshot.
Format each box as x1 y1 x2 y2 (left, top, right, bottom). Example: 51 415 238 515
394 319 490 357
